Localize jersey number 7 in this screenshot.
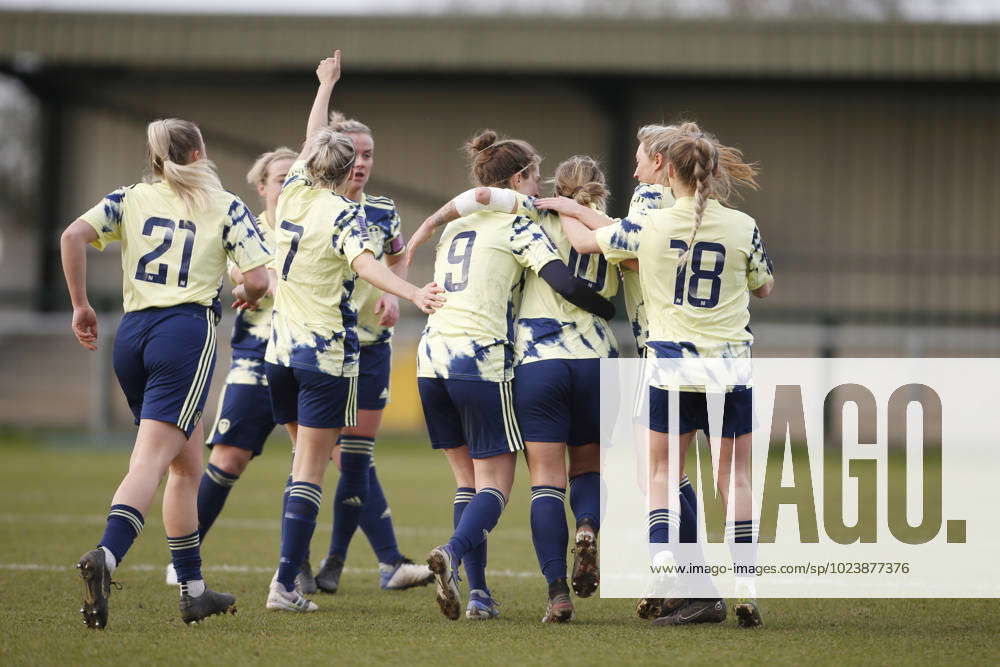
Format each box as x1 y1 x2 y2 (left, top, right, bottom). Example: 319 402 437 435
279 220 305 280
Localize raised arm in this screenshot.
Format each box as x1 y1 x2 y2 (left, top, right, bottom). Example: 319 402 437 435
60 218 100 351
405 187 518 266
352 250 445 314
537 260 615 320
298 50 342 160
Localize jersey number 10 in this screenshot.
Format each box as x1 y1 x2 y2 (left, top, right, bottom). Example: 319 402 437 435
567 248 608 292
135 217 197 287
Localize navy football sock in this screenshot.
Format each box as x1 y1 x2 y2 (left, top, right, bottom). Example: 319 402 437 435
280 474 292 522
450 488 503 592
530 486 568 584
197 463 239 542
453 487 486 591
167 530 202 590
277 481 322 591
678 474 697 540
648 508 680 553
99 504 144 567
359 463 403 565
329 437 373 560
569 472 601 532
679 491 698 543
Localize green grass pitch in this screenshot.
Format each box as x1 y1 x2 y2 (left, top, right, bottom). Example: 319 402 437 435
1 432 998 665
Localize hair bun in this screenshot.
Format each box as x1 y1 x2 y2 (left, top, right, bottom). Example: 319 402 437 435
466 129 499 157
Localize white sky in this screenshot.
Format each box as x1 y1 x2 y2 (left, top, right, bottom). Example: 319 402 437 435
0 0 998 21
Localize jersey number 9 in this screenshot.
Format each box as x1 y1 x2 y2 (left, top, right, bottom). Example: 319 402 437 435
444 231 476 292
135 217 197 287
671 239 726 309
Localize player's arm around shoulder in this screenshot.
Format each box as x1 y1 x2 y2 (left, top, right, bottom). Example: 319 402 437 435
405 188 519 267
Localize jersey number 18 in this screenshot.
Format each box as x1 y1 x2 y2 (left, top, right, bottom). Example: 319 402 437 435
671 239 726 308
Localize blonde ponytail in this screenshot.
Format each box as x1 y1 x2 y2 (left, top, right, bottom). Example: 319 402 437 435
146 118 222 213
677 136 717 265
663 121 760 266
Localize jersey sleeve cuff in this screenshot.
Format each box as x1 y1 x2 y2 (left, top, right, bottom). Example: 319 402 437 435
234 255 273 274
79 213 111 251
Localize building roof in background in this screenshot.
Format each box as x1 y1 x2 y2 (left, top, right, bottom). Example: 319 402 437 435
1 10 998 78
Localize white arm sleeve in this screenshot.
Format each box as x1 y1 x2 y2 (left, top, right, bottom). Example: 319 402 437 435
453 187 517 217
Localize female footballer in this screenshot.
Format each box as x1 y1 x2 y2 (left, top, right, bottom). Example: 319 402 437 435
161 147 296 588
535 121 773 628
409 155 620 622
61 118 272 628
408 131 616 621
261 50 444 613
312 111 433 594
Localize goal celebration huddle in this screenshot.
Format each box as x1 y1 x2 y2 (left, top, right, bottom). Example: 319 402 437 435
58 49 773 630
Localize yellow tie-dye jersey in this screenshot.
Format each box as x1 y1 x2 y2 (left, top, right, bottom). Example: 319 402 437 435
595 196 773 358
620 184 675 353
352 193 406 346
225 210 276 386
510 196 619 365
265 161 374 377
80 182 272 313
417 212 561 382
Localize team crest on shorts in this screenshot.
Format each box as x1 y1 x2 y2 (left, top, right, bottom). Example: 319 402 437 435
217 418 230 434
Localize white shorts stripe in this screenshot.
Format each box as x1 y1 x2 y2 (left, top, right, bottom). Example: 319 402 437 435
179 310 216 432
499 381 523 452
178 310 214 430
344 376 358 427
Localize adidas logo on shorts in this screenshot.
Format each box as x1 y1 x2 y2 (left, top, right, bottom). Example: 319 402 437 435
343 496 364 507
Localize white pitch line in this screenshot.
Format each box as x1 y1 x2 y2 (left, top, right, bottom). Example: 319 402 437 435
0 513 518 541
0 562 539 578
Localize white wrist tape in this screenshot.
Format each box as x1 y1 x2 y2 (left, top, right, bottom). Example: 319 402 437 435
453 187 517 217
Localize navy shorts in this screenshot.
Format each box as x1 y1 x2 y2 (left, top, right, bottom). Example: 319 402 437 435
648 386 754 437
417 377 523 459
265 363 358 429
357 342 391 411
207 382 276 457
113 303 218 438
514 358 601 446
